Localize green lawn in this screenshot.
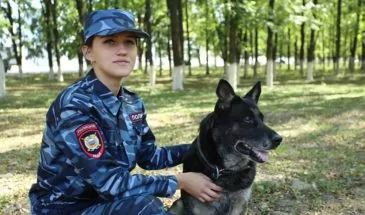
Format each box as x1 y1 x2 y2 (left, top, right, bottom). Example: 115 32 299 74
1 68 365 214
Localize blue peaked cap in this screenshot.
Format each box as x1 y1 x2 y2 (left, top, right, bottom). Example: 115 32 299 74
83 9 149 43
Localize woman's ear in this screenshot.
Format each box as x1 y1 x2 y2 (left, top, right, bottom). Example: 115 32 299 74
82 45 94 62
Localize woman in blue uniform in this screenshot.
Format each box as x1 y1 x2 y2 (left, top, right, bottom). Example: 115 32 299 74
29 9 222 215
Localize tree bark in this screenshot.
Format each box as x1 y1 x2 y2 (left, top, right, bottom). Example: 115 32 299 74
307 0 317 81
266 0 275 87
144 0 155 87
335 0 342 74
51 0 63 82
2 0 23 76
361 40 365 73
205 0 210 75
254 27 258 77
42 0 54 80
300 20 305 75
287 28 291 71
227 0 239 91
167 0 184 90
0 58 5 97
75 0 85 76
243 31 249 78
349 0 361 73
185 0 192 75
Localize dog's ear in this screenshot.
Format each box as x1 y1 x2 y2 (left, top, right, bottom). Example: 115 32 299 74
243 81 261 104
216 79 235 102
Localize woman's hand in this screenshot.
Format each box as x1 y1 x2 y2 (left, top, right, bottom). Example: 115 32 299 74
176 172 223 203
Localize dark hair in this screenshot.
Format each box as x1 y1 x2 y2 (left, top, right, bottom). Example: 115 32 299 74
84 36 95 47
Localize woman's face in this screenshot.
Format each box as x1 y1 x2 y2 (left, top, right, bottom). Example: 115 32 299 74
83 32 137 80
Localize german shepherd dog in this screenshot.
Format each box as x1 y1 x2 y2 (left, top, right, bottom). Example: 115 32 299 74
169 79 282 215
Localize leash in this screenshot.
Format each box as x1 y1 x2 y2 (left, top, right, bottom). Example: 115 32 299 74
195 137 234 180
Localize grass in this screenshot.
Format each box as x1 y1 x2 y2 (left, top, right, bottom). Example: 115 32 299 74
1 67 365 214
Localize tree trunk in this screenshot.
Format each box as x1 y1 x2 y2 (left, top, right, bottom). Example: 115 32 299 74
167 25 172 76
42 0 54 80
243 31 249 78
75 0 85 76
349 0 361 73
307 0 317 81
185 0 192 75
335 0 342 75
227 0 238 91
294 36 298 71
137 12 144 71
144 0 155 87
300 18 305 76
16 6 23 75
167 0 184 90
361 40 365 73
51 0 63 82
0 58 5 97
3 1 22 76
254 27 258 77
287 28 291 71
205 0 210 75
197 47 202 67
266 0 275 87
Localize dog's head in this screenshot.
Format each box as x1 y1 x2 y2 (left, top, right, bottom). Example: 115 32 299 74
203 79 282 167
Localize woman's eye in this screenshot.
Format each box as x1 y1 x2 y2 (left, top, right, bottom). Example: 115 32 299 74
125 39 135 46
104 39 115 45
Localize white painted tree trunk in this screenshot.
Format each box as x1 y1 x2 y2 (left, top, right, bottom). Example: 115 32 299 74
48 68 55 80
0 58 6 97
172 65 184 91
266 59 274 87
148 65 156 87
307 61 314 81
236 62 241 86
223 61 228 78
57 67 64 82
227 63 237 91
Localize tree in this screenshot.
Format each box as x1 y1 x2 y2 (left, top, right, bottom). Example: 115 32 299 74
144 0 155 87
167 0 184 91
348 0 361 73
299 0 306 77
0 57 5 97
334 0 342 74
307 0 318 81
1 0 23 75
41 0 55 80
266 0 275 87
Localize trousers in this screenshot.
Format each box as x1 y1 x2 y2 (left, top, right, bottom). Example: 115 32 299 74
30 195 172 215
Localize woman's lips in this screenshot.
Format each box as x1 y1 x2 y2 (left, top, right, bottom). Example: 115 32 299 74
113 60 129 66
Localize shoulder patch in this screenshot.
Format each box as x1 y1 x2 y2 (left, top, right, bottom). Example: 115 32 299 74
76 123 105 159
129 111 143 122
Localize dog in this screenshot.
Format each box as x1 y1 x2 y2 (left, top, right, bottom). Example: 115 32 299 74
169 79 282 215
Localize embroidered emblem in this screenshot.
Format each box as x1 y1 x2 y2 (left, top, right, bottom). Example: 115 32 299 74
129 112 143 122
76 123 104 159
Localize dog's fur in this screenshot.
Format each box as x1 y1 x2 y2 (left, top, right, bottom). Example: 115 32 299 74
169 80 282 215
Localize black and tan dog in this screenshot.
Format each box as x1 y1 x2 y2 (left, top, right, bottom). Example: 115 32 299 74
169 79 282 215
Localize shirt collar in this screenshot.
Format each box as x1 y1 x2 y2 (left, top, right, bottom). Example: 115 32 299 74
84 69 122 116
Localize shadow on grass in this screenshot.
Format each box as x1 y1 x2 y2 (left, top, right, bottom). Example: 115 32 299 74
0 145 40 175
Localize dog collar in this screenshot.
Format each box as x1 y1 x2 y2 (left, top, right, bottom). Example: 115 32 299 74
195 138 234 180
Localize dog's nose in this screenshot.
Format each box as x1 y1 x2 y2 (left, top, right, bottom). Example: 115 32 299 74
271 134 282 148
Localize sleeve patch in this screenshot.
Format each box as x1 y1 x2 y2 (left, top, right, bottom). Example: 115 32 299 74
76 123 105 159
129 111 143 122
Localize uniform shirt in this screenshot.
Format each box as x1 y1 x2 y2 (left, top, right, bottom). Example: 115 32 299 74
29 70 190 206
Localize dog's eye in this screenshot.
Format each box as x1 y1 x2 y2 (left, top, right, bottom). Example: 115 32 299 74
243 116 253 124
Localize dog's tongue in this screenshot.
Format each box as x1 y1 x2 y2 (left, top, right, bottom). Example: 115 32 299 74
257 150 269 162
